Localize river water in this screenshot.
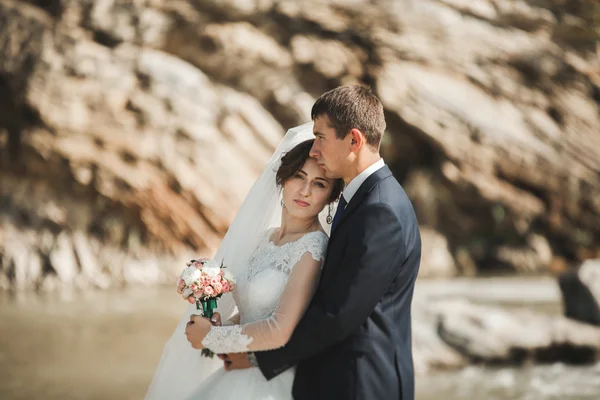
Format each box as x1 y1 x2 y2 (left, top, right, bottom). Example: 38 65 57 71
1 278 599 400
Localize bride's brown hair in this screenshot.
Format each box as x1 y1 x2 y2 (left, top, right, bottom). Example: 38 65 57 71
276 139 343 204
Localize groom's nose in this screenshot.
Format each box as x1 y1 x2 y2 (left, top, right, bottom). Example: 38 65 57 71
309 142 320 158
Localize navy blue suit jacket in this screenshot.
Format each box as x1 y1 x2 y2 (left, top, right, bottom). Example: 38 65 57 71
256 165 421 400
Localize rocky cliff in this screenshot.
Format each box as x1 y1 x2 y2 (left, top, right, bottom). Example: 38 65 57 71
1 0 599 290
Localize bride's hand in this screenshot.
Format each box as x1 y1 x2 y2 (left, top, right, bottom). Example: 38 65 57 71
185 314 212 349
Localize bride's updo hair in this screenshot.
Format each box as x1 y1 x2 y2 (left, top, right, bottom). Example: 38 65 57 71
276 139 344 204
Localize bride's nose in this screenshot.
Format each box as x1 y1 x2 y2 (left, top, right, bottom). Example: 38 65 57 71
299 181 311 197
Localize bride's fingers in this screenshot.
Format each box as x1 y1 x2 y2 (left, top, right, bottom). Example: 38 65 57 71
189 314 202 323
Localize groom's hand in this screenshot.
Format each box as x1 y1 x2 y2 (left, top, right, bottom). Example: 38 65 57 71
221 352 252 371
209 312 222 326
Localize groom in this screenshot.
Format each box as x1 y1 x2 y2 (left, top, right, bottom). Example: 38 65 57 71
221 85 421 400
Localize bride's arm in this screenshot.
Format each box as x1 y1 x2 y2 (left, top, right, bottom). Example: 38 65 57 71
200 252 322 354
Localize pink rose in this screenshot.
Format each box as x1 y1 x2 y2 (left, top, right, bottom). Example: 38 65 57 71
212 282 223 294
204 286 214 296
193 258 210 269
190 284 197 291
177 278 184 289
187 296 196 304
219 270 225 277
193 289 202 298
210 276 221 286
221 281 230 293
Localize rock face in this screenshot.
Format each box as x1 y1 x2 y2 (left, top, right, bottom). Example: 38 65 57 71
1 0 599 289
0 0 286 289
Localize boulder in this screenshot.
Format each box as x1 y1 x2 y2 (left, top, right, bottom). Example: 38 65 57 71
558 259 600 326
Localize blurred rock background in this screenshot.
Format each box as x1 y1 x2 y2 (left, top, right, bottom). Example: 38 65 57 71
1 1 599 398
1 0 599 291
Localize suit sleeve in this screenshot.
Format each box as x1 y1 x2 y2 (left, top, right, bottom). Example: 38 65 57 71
255 203 406 379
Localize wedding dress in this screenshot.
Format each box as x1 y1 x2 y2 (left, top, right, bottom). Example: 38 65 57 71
144 122 337 400
185 227 328 399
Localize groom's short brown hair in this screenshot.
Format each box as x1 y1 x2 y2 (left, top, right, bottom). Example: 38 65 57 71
311 85 386 149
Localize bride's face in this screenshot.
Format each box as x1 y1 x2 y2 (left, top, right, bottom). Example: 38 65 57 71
282 158 335 220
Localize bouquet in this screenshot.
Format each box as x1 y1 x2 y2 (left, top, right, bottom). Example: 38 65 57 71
177 258 236 357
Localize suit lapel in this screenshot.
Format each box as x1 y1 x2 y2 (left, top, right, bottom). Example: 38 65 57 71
329 165 392 240
319 166 392 285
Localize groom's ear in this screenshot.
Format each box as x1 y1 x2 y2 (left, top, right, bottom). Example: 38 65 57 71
348 128 364 152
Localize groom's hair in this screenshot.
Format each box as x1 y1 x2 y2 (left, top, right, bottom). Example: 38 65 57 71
277 140 344 203
311 85 386 149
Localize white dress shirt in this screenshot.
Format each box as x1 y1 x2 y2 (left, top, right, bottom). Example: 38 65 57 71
341 159 385 206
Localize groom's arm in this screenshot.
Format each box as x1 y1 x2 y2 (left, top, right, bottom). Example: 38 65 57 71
255 203 407 380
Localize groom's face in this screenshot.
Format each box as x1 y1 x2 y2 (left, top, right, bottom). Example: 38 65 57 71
310 115 349 181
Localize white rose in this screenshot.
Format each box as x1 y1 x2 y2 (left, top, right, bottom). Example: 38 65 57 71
201 260 221 277
181 266 201 286
223 269 236 284
202 266 221 278
203 260 220 269
181 287 193 299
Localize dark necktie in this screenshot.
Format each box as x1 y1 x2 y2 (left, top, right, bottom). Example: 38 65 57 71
331 195 347 232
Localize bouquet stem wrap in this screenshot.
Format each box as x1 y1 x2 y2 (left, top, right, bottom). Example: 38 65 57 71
197 298 218 358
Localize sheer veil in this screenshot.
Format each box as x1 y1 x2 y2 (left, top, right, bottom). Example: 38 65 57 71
145 122 328 399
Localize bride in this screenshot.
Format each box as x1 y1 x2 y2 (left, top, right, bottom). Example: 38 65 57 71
145 123 343 400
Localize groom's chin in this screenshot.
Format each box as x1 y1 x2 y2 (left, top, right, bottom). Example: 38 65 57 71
318 167 334 178
324 170 340 180
318 164 340 179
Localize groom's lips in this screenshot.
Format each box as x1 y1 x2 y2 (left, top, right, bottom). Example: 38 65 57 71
294 199 310 207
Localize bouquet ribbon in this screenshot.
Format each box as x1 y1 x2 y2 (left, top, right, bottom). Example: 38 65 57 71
196 298 218 358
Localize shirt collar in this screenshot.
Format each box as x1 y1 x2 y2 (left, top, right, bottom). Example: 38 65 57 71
342 159 385 204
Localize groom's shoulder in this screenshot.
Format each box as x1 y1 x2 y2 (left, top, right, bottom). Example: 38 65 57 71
371 174 410 206
366 175 417 221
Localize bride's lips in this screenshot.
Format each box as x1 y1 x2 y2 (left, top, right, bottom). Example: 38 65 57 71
294 199 310 207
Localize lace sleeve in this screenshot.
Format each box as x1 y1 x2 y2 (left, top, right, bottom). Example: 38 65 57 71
202 233 328 354
292 231 328 266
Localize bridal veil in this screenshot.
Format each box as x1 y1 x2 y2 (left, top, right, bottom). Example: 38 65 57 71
145 122 331 399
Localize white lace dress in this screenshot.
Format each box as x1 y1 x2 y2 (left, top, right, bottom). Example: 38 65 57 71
185 228 328 400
